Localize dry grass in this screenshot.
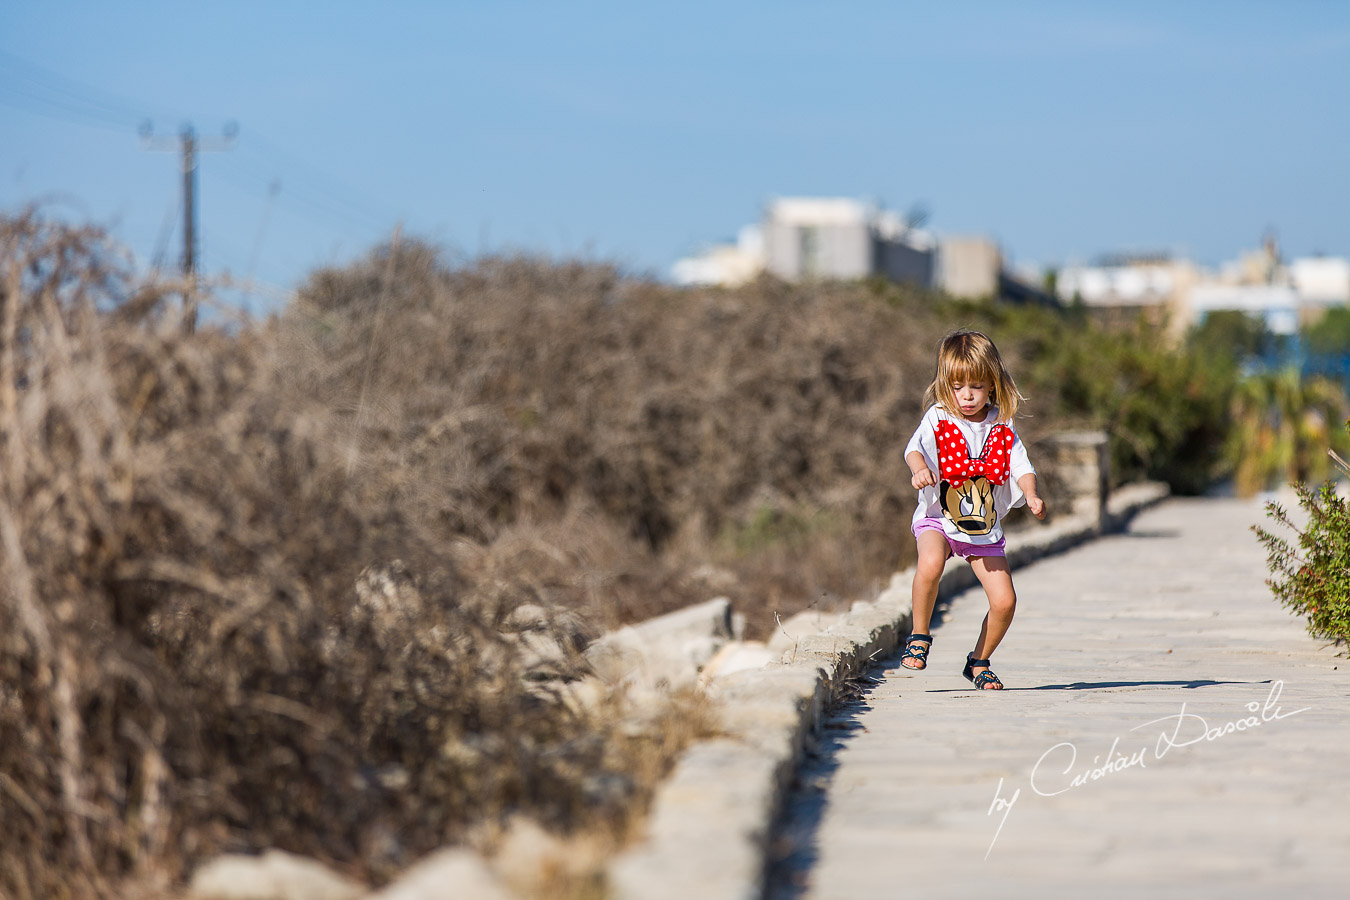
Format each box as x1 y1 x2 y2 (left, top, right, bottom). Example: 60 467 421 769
1 212 1073 898
0 212 712 898
282 241 983 638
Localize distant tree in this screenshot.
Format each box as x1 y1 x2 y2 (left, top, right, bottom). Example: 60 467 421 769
1042 267 1059 299
1304 306 1350 355
1228 368 1350 495
1187 310 1276 365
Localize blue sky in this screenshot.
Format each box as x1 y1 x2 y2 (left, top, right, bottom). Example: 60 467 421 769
3 1 1349 311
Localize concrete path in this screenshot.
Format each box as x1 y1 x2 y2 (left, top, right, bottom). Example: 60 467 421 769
768 496 1349 899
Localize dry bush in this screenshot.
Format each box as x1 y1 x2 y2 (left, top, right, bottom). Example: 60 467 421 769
0 212 701 899
1 210 1078 897
283 244 964 638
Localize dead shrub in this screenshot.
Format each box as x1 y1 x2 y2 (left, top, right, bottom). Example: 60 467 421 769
280 243 963 635
1 211 1072 897
0 212 692 898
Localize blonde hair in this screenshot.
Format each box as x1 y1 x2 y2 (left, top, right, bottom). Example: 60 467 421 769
922 330 1024 423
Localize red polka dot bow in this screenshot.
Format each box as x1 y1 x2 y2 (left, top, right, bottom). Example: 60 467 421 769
934 420 1015 486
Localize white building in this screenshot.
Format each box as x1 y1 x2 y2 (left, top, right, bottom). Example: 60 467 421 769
760 197 935 286
1057 243 1350 336
670 225 765 287
1057 260 1192 307
1289 256 1350 306
672 197 936 289
1187 284 1302 334
936 236 1003 299
673 197 1061 303
672 197 1008 296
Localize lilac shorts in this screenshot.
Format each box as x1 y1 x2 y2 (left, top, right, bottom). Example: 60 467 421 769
912 517 1006 560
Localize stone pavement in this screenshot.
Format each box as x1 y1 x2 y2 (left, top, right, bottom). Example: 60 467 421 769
767 496 1349 899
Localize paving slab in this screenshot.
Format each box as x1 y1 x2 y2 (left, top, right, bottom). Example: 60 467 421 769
768 496 1349 900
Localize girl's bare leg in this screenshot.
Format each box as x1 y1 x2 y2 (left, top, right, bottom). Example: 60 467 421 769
968 555 1017 688
902 531 951 669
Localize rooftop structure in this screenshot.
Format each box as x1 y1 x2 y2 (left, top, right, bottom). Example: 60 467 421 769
672 197 1046 302
761 197 935 286
670 225 765 288
1289 256 1350 306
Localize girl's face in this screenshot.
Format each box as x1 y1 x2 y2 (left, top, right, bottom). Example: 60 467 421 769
950 379 992 421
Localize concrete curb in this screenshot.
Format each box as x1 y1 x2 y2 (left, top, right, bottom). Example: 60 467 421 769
606 481 1169 900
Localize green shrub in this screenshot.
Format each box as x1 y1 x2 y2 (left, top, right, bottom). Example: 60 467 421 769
1304 305 1350 355
1253 428 1350 645
1187 309 1281 365
938 300 1239 494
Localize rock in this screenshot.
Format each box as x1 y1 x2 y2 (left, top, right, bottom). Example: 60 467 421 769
584 597 733 691
364 848 513 900
1044 430 1110 525
607 739 778 900
490 816 601 897
696 641 775 690
188 850 364 900
765 608 843 657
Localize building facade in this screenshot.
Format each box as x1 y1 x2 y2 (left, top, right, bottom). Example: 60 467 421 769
1056 237 1350 337
673 196 1040 300
760 197 935 287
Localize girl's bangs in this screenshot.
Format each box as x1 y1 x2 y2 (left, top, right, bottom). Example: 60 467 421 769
943 354 993 386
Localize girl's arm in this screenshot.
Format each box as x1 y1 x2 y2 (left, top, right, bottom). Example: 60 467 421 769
905 406 940 490
1017 472 1046 519
1007 426 1043 517
908 450 937 489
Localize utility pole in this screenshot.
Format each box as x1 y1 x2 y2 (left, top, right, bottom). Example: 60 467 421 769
182 126 196 285
141 120 237 331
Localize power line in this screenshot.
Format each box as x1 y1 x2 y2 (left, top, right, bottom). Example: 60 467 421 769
245 132 394 225
214 154 390 234
150 198 179 274
0 49 177 131
245 179 281 285
216 136 397 233
1 49 388 227
5 49 402 297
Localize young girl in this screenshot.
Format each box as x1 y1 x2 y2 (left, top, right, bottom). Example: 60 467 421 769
898 330 1045 689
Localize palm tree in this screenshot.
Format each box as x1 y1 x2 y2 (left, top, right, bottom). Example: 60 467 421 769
1228 369 1350 496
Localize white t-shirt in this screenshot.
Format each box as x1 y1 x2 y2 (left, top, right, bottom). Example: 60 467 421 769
904 404 1035 545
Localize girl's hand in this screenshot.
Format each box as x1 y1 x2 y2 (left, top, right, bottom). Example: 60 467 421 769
1027 494 1046 519
911 467 937 490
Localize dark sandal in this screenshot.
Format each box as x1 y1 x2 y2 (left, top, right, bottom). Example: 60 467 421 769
899 633 932 670
963 653 1003 690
